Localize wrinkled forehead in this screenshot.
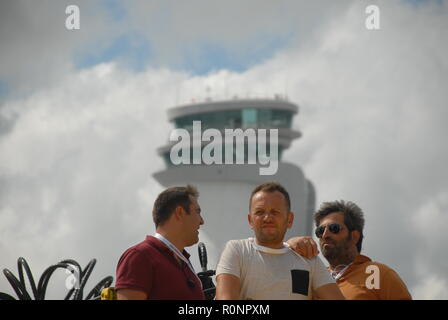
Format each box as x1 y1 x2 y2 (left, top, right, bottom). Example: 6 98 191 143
250 190 289 210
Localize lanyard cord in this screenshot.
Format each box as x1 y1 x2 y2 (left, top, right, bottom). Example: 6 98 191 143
154 233 202 288
330 263 352 280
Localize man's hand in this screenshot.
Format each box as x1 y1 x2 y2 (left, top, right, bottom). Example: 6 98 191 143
286 236 319 259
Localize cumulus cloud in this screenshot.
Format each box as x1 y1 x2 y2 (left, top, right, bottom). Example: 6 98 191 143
280 0 448 297
118 0 352 70
0 0 349 97
411 192 448 299
1 0 447 299
0 63 191 297
0 63 253 297
412 276 448 300
0 0 125 96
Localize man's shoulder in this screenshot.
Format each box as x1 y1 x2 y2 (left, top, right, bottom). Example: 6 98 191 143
288 249 322 265
216 239 253 277
356 255 393 270
121 236 164 258
225 238 253 248
222 238 255 257
367 261 392 270
355 255 403 279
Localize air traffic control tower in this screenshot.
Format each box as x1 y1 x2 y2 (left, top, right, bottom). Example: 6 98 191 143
153 97 315 267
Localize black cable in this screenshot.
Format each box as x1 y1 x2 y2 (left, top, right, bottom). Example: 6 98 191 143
17 257 38 299
60 259 82 300
0 257 114 300
1 246 215 300
2 268 30 300
0 292 16 300
37 263 72 300
75 259 96 300
0 292 16 301
85 276 114 300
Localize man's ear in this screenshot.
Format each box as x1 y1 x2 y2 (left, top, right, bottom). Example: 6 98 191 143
287 212 294 229
173 205 184 221
351 230 360 247
248 213 254 229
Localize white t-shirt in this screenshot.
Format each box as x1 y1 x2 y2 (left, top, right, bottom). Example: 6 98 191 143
216 238 335 300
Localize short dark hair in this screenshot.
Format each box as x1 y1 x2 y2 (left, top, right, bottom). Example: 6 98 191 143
250 182 291 212
152 185 199 227
314 200 365 252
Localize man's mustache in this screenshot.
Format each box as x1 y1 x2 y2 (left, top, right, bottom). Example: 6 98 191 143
262 223 277 227
322 238 336 245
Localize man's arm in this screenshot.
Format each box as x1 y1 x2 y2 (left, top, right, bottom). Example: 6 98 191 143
116 288 147 300
286 236 319 259
215 240 242 300
215 273 241 300
313 283 345 300
115 248 153 300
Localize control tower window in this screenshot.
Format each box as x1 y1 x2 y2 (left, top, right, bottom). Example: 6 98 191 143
257 109 272 128
163 152 174 167
175 110 242 130
271 110 292 128
242 108 257 128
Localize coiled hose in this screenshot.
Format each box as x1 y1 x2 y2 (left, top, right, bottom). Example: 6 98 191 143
0 257 113 300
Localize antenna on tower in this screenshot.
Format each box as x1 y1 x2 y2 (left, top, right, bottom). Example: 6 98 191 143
175 82 181 105
224 74 229 100
205 86 211 102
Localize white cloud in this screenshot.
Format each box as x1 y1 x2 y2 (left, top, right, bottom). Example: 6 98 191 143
410 191 448 299
412 276 448 300
124 0 350 65
0 0 125 95
0 63 178 297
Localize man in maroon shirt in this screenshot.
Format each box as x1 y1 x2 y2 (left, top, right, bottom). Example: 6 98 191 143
115 185 205 300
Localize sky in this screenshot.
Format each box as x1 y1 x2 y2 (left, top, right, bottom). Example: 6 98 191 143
0 0 447 299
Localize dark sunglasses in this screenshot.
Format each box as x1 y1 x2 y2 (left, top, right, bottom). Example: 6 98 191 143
315 223 344 238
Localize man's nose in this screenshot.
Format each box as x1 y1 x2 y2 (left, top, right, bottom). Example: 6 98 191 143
199 216 204 225
262 212 274 221
322 226 332 239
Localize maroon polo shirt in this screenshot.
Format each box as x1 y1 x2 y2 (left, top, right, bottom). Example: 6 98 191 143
115 236 204 300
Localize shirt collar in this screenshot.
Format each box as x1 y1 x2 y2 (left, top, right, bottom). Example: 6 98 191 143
326 254 372 278
146 235 191 259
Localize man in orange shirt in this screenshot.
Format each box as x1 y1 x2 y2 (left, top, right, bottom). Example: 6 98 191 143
287 200 412 300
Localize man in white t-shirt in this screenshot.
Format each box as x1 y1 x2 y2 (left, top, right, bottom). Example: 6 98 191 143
215 182 344 300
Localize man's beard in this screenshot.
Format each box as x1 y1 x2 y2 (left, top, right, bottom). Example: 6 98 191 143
321 234 352 261
255 223 287 245
256 229 282 244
